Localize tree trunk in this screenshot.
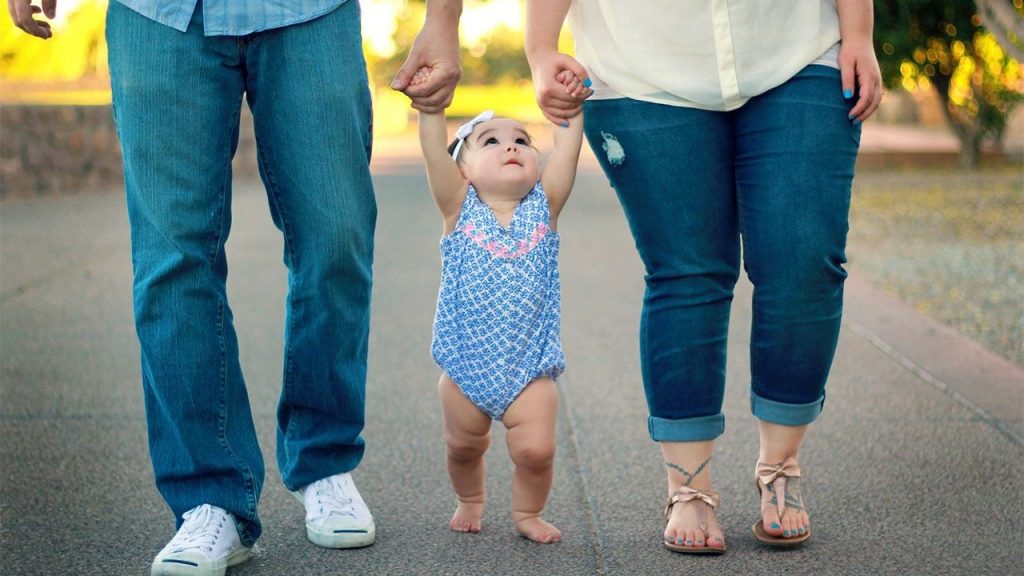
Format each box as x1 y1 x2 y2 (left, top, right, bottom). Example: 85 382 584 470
959 136 982 169
930 74 983 169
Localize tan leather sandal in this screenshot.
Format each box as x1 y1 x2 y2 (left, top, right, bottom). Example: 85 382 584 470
752 457 811 546
663 486 726 554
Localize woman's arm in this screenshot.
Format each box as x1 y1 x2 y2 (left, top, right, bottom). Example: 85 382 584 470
525 0 591 125
837 0 882 123
541 114 584 227
418 111 468 232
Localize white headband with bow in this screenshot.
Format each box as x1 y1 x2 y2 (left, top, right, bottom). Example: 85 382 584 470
451 110 495 161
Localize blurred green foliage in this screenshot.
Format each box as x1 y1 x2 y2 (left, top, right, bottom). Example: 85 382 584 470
874 0 1024 167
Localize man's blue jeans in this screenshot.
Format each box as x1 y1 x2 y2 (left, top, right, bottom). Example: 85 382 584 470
582 65 861 443
106 0 374 545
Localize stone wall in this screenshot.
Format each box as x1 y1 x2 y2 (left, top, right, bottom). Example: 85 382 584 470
1 105 122 197
1 104 260 198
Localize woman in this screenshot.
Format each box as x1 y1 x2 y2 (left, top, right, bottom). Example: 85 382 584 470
526 0 882 553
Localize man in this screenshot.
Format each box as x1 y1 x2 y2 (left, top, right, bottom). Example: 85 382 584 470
10 1 459 574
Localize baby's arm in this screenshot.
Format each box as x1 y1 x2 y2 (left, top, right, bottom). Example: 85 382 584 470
418 107 468 233
540 111 583 225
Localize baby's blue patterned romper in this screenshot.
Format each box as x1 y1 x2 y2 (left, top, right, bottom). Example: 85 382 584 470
432 182 565 419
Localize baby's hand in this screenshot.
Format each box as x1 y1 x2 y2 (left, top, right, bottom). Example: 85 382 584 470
410 66 432 87
556 70 592 100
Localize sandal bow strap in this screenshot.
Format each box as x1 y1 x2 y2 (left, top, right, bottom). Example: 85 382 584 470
756 457 801 486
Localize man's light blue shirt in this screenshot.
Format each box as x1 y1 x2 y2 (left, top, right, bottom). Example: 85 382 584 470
112 0 348 36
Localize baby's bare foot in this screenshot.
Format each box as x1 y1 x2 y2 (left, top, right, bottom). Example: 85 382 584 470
450 501 483 533
514 515 561 544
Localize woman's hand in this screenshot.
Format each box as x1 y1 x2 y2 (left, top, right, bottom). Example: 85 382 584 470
530 50 592 126
839 40 883 123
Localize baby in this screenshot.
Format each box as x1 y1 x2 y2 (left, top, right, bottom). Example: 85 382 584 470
415 70 587 543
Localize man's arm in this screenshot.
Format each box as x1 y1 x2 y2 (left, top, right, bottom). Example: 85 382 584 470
391 0 462 113
8 0 57 39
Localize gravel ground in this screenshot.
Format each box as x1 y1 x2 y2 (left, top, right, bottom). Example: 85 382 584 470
848 166 1024 367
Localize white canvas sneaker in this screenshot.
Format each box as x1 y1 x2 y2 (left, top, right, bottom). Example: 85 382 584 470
151 504 252 576
293 472 376 548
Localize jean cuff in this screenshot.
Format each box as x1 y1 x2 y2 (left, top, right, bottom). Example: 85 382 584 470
648 413 725 442
750 391 825 426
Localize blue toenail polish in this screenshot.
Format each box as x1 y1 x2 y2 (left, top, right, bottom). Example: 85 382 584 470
771 522 781 529
843 89 853 99
583 78 592 88
784 530 791 537
676 538 684 545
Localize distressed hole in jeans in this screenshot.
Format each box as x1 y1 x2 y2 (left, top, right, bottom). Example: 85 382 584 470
600 131 626 166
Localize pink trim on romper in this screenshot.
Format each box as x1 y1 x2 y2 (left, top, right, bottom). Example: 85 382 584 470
461 222 550 259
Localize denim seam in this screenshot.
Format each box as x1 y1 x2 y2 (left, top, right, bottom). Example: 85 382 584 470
253 123 299 485
215 299 260 540
208 92 244 265
213 92 259 523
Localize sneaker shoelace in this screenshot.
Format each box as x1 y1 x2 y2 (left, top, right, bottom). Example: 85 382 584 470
311 475 358 519
168 504 230 554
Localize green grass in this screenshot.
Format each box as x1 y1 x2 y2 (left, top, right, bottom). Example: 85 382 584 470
847 166 1024 367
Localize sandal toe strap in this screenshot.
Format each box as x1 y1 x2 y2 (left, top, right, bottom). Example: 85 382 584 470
756 457 803 515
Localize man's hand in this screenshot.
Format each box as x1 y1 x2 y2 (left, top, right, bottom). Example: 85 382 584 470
8 0 57 39
391 15 461 113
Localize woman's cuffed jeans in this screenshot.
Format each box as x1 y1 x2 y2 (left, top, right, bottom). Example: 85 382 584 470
106 0 374 545
582 65 861 443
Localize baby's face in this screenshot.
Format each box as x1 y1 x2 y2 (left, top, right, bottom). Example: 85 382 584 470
459 118 540 195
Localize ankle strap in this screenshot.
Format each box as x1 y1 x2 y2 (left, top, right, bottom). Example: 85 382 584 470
665 486 719 516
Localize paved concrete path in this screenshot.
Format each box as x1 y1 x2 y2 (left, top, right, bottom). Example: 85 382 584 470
2 165 1021 575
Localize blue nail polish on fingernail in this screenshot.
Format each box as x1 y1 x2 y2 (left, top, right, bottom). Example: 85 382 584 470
583 78 592 88
843 89 853 99
561 121 569 128
853 119 862 125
